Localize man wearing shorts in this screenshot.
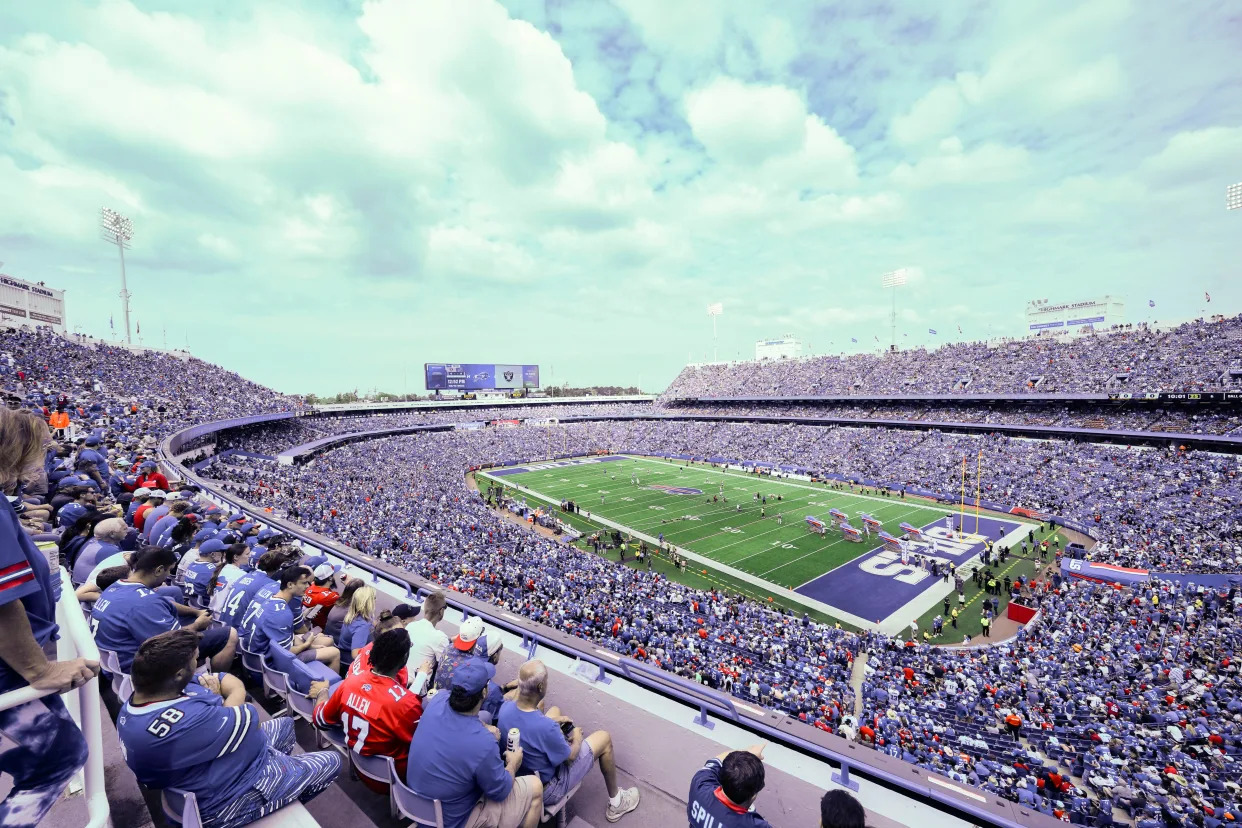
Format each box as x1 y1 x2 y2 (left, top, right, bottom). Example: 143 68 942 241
407 662 543 828
498 660 640 823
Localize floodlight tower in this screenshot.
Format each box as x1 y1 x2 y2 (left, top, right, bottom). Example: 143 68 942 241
880 268 907 351
1228 182 1242 211
100 208 134 344
707 302 723 362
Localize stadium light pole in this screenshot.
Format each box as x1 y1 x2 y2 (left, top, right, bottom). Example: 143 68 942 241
99 208 134 344
1228 182 1242 211
880 269 907 351
707 302 723 362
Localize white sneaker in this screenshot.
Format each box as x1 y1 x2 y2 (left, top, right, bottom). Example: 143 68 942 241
605 787 640 822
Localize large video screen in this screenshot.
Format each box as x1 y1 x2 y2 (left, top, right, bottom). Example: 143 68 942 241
424 363 539 391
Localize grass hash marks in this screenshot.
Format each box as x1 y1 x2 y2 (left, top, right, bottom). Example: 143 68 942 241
496 456 953 590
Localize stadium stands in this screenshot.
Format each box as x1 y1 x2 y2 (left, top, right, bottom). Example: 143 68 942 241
2 323 1240 827
661 316 1242 398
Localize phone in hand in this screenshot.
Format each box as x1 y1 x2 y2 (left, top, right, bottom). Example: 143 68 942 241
560 720 575 739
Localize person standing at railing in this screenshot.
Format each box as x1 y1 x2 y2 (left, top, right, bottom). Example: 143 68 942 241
0 407 99 828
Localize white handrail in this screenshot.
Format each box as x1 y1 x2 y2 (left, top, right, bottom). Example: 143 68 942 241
0 570 109 827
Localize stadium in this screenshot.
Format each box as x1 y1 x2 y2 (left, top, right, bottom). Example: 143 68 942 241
1 4 1241 828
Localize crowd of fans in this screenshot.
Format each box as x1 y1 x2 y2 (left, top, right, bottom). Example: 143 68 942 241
669 401 1242 436
3 322 1241 827
662 316 1242 398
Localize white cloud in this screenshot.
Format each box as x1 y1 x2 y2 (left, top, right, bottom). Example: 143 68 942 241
685 77 808 165
890 140 1030 189
1139 126 1242 188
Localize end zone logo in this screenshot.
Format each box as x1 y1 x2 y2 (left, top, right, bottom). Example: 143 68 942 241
647 484 703 495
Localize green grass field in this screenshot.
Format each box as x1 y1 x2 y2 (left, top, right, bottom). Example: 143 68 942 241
480 454 996 590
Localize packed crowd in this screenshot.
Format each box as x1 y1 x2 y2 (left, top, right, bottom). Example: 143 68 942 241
859 577 1241 826
669 401 1242 436
212 418 1242 575
4 321 1242 828
662 316 1242 398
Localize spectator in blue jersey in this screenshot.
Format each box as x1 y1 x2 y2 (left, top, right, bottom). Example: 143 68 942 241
71 515 127 586
499 660 640 822
0 407 98 827
56 483 100 529
240 565 340 675
407 661 544 828
183 538 226 604
149 500 192 547
142 492 185 542
93 545 238 673
118 630 342 828
216 549 290 628
74 434 109 488
191 506 224 543
686 744 771 828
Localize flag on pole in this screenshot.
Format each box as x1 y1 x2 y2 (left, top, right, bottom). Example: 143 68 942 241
957 325 962 334
1148 299 1155 308
110 315 114 331
850 337 858 343
873 336 879 342
136 320 140 334
1205 292 1211 303
707 302 723 315
929 328 938 335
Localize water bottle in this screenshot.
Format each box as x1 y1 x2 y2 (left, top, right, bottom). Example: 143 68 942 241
507 728 521 754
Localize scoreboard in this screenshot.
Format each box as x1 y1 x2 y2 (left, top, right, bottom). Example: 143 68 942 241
424 363 539 391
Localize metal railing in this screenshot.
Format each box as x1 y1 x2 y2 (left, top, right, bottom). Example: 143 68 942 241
0 569 108 827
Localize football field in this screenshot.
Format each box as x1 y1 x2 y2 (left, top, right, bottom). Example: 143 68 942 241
480 454 1038 630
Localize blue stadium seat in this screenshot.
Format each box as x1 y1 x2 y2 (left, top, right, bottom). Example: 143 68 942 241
389 775 446 828
542 778 585 828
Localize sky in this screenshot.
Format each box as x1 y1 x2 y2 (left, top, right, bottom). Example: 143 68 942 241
1 0 1240 396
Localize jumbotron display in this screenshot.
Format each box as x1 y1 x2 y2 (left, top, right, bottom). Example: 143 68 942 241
424 362 539 390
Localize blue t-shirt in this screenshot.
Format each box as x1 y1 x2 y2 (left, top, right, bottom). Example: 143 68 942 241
0 499 58 692
407 693 513 828
93 581 182 672
117 682 265 815
218 570 275 628
335 616 372 661
240 595 294 654
497 701 571 784
686 758 773 828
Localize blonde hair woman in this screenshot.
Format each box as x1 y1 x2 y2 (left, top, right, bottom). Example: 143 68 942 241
0 408 100 826
335 584 377 666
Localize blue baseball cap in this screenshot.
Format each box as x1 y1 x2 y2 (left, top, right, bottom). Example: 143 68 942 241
200 539 227 555
228 513 246 523
450 661 496 694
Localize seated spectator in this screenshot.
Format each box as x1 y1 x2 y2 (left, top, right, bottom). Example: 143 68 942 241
404 589 450 691
93 545 237 673
322 577 364 643
118 630 342 828
71 515 127 586
0 407 98 826
207 543 252 614
133 460 168 493
687 744 771 828
183 538 226 604
313 628 427 792
407 662 544 828
333 584 377 668
217 549 292 628
301 563 342 629
132 489 165 533
499 659 640 821
239 565 340 674
350 609 416 683
820 789 866 828
74 564 129 605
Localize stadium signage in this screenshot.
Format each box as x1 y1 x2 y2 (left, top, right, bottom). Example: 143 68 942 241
0 275 54 297
424 362 540 391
